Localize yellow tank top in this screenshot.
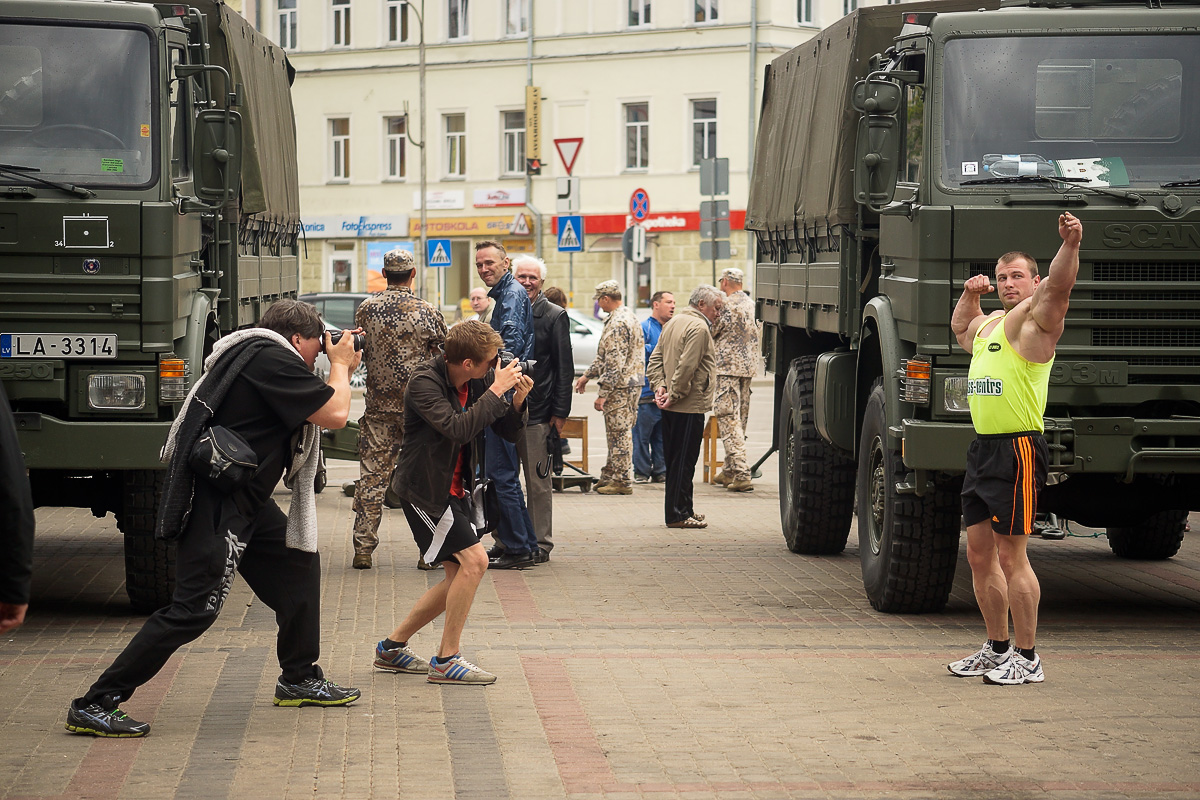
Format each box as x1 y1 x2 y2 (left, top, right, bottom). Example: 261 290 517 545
967 314 1053 434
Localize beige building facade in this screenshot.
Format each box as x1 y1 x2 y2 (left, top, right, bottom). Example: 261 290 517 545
239 0 905 313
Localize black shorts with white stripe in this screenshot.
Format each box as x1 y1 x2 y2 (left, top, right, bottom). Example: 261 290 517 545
401 494 480 566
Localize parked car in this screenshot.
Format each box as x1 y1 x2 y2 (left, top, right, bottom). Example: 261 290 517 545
565 307 605 375
313 318 368 389
298 292 371 330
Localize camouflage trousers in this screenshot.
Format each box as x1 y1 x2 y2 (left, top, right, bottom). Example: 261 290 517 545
352 411 404 555
714 375 753 481
600 386 639 487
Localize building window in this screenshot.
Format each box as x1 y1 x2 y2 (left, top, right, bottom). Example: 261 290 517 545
504 0 527 35
694 0 718 23
843 0 857 15
448 0 469 40
278 0 298 49
445 113 466 177
798 0 813 25
385 117 407 179
387 0 410 43
332 0 350 46
628 0 651 27
624 102 649 170
330 118 350 180
692 99 717 166
502 111 525 175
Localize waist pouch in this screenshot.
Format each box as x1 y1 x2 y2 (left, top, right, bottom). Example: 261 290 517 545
190 426 258 494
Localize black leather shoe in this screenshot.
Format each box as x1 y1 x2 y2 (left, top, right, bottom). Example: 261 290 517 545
489 551 536 570
535 548 550 564
487 544 506 560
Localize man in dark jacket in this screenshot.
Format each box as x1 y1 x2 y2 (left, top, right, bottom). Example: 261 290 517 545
512 255 573 563
0 381 35 635
374 321 532 685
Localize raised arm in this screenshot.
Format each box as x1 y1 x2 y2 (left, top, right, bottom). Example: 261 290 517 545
952 274 995 352
1027 212 1082 338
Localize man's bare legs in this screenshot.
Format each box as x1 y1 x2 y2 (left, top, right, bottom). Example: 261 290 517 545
965 521 1039 649
389 542 489 657
994 533 1039 650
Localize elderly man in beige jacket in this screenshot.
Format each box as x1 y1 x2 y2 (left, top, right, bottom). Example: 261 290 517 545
646 285 724 529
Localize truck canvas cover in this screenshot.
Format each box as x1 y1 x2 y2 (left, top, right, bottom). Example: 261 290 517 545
745 0 998 235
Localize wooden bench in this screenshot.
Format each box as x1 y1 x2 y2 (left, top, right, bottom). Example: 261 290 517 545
552 415 596 492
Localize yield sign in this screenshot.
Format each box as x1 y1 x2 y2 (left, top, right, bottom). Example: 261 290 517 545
553 138 583 176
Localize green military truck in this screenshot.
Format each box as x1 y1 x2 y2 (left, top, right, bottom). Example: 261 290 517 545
748 0 1200 613
0 0 300 609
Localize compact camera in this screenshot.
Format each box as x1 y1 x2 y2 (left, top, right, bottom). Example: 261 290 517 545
498 350 536 378
322 331 366 352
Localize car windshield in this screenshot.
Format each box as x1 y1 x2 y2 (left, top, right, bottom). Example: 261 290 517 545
0 23 155 187
941 34 1200 189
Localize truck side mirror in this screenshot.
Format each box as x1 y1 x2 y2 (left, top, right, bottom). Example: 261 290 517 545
192 108 242 204
853 79 902 209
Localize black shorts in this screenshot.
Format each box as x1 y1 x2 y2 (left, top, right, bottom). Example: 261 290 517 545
401 495 481 565
961 432 1048 536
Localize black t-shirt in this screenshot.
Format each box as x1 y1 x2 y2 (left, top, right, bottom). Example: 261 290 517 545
210 342 334 504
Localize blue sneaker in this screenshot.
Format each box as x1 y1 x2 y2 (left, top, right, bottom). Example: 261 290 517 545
373 640 428 674
427 654 496 685
66 701 150 738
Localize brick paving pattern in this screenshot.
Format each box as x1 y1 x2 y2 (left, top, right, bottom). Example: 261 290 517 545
2 384 1199 799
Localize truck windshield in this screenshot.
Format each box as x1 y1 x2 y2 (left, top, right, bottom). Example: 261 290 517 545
941 34 1200 190
0 23 154 188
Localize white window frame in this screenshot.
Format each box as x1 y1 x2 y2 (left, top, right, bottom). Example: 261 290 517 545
444 112 467 179
843 0 858 16
385 0 411 44
500 109 526 177
331 0 351 47
329 117 350 182
503 0 528 37
691 97 717 167
277 0 298 50
798 0 814 25
447 0 470 41
628 0 651 28
694 0 718 24
622 100 650 172
384 116 407 180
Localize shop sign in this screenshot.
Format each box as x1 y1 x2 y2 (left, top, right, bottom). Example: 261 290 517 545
409 215 515 237
413 190 466 210
474 188 527 208
302 215 408 239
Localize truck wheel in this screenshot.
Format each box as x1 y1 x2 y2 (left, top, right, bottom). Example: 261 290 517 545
1106 510 1187 560
778 355 856 554
856 380 962 613
117 470 175 613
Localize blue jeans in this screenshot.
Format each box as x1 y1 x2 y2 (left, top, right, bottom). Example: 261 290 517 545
631 401 666 478
484 429 538 555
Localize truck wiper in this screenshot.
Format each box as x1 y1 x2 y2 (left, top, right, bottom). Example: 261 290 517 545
961 173 1144 205
0 163 95 198
1160 178 1200 188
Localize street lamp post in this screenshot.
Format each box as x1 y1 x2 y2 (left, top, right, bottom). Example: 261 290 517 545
404 0 428 302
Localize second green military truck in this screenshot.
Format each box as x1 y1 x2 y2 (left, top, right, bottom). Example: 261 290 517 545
748 0 1200 613
0 0 301 609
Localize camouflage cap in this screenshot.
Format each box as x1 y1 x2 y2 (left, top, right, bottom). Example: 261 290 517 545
382 248 415 271
593 279 622 299
720 267 745 284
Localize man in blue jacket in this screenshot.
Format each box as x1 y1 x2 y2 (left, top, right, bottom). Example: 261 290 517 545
475 241 539 569
632 291 674 483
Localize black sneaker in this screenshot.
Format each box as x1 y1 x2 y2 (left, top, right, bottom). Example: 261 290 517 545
651 473 667 484
65 701 150 738
273 677 361 707
535 548 550 564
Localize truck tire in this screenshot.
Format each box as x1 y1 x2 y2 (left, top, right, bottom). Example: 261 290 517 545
117 469 175 613
856 380 962 613
1106 510 1187 560
778 355 856 554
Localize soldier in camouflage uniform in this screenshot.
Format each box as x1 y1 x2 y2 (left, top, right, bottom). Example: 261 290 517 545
351 249 447 569
574 280 644 495
712 268 760 492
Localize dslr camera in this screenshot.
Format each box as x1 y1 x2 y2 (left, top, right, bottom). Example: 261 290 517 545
497 350 536 378
322 330 366 352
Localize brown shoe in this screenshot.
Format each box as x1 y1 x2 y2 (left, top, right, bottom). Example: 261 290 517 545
596 484 632 495
667 517 708 529
712 470 730 486
726 478 754 492
352 553 372 570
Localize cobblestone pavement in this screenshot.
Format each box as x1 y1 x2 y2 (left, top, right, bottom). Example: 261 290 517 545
3 384 1199 799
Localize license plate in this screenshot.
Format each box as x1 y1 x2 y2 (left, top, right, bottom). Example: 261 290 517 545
0 333 117 359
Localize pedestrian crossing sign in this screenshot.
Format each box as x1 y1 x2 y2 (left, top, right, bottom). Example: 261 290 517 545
557 215 583 253
427 238 452 268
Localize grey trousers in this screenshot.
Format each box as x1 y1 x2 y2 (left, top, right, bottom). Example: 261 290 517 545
515 421 553 553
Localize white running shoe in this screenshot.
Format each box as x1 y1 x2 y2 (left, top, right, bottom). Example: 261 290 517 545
947 642 1013 677
983 652 1044 685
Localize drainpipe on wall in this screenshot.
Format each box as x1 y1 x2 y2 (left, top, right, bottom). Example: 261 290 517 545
525 6 543 259
748 0 759 277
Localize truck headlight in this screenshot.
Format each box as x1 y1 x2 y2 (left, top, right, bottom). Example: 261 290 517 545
88 374 146 409
943 376 971 413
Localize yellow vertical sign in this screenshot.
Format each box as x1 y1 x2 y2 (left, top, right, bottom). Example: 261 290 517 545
525 85 542 175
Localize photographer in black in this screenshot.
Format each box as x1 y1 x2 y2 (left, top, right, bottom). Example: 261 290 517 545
66 299 363 738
